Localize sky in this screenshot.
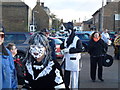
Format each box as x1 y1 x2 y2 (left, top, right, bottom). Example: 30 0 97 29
23 0 108 22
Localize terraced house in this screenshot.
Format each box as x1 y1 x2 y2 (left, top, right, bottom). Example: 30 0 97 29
92 0 120 32
0 0 52 32
0 0 32 32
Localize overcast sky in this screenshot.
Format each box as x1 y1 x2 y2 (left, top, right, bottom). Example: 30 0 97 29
24 0 108 22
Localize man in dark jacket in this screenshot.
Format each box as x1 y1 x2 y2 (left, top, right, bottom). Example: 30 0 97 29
6 43 25 86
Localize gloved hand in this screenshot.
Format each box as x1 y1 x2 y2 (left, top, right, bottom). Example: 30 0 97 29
107 40 112 45
63 48 69 53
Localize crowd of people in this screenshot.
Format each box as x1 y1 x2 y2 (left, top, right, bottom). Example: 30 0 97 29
0 24 119 89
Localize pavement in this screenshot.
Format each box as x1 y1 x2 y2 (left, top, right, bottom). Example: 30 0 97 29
57 46 120 90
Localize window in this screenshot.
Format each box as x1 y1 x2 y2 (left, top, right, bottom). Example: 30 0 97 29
4 34 16 44
16 34 26 44
76 34 89 40
4 34 26 44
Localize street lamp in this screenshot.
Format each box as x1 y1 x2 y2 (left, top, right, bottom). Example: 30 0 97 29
33 11 39 26
100 0 104 32
30 11 39 32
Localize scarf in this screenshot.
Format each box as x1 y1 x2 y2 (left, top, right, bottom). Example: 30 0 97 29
93 37 100 42
66 30 75 47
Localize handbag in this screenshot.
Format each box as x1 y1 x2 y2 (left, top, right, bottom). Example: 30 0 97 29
102 54 113 67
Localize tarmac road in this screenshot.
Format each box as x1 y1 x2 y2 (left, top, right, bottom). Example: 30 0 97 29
58 46 119 90
79 46 119 89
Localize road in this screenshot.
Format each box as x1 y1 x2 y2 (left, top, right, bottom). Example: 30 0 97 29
58 46 119 89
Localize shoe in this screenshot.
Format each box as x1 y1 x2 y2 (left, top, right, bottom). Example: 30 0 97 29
98 78 104 82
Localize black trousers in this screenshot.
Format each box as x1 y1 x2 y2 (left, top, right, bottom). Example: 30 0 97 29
90 56 103 80
64 70 70 89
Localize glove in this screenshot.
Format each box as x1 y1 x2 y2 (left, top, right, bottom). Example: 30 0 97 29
107 40 112 45
63 48 69 53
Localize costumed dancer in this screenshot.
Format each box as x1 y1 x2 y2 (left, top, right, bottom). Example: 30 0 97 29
22 32 65 89
60 22 83 89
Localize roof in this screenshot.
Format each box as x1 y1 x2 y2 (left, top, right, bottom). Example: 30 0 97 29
74 22 81 26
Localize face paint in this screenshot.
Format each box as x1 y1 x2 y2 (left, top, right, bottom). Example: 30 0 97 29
67 29 72 36
29 44 45 59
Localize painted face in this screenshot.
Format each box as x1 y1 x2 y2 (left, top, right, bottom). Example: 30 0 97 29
67 29 72 36
29 44 46 59
94 33 99 38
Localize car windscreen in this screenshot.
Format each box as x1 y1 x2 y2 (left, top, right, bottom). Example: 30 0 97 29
76 34 90 40
4 34 26 44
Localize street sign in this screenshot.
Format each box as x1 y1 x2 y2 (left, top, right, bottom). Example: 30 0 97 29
29 25 36 32
115 14 120 20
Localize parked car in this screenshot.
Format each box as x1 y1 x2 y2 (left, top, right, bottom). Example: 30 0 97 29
4 32 32 60
75 31 94 36
50 37 63 59
108 31 117 44
54 36 65 42
75 32 90 52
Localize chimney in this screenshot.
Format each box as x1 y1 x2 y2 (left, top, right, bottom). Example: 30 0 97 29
61 19 63 23
41 2 44 7
37 0 40 5
106 0 111 4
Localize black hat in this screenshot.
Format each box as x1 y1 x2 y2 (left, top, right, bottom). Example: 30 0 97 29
65 22 74 31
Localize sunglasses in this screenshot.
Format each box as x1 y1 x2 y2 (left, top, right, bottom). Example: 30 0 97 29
0 34 4 38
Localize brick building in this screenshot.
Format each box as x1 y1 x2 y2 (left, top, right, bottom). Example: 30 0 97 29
32 0 52 31
81 18 95 31
1 0 32 32
92 0 120 32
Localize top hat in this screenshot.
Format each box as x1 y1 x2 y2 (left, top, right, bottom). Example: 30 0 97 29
65 22 74 31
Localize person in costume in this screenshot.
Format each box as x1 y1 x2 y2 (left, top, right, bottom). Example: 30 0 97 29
23 32 65 89
60 22 83 89
114 34 120 60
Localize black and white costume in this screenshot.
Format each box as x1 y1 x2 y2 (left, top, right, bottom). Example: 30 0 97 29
24 60 64 89
60 25 83 89
23 32 65 89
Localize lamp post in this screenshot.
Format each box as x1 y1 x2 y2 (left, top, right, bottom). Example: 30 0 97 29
31 11 39 32
100 0 104 32
33 11 39 26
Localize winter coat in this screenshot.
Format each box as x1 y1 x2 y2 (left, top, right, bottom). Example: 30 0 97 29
114 35 120 46
88 39 108 57
13 56 25 85
0 44 18 89
101 32 110 43
23 60 65 89
60 31 83 71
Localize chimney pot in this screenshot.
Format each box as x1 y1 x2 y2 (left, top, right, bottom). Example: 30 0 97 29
37 0 40 5
106 0 111 4
41 2 44 7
